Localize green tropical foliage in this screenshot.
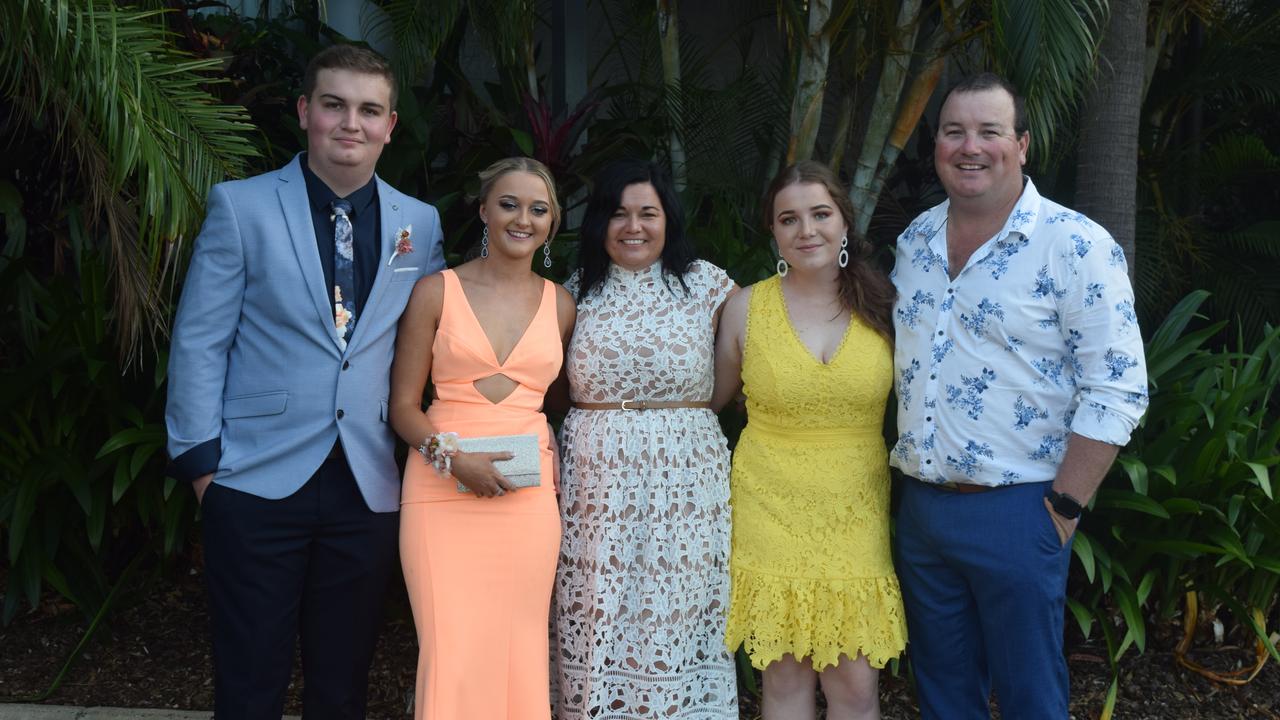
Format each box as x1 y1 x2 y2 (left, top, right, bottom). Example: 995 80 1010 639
1 1 1277 710
0 0 260 354
0 242 182 625
1067 291 1280 714
1134 0 1280 344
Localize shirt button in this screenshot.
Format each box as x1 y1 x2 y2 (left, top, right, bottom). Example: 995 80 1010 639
342 360 350 370
925 459 933 465
948 288 955 294
926 416 932 422
930 374 936 380
937 330 944 336
336 409 345 419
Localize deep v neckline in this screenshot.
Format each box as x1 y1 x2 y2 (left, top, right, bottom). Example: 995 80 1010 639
450 270 548 367
775 277 853 367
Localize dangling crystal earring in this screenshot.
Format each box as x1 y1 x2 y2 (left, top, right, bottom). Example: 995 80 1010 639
543 238 553 269
480 225 489 259
838 234 849 268
776 258 789 277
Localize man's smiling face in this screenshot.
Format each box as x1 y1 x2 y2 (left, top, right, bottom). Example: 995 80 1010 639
297 68 397 184
934 86 1028 209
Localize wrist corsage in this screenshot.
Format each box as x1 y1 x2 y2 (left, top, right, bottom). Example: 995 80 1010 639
418 431 460 476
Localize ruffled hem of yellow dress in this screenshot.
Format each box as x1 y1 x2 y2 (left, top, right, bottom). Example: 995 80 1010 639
724 566 908 671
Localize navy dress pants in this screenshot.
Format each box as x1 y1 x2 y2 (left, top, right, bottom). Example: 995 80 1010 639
200 452 399 720
895 478 1073 720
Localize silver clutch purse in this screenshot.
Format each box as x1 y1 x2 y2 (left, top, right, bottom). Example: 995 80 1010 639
455 434 542 492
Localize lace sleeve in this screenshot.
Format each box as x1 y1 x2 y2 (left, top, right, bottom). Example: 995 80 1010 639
696 261 735 313
564 269 581 300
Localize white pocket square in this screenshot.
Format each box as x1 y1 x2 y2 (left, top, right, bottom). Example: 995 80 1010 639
393 266 420 273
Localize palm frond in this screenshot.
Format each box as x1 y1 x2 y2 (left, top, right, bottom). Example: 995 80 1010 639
990 0 1106 166
1 0 260 354
371 0 463 85
1217 222 1280 260
1145 2 1280 135
1197 133 1280 196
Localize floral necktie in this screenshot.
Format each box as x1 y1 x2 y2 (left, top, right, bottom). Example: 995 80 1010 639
330 198 356 350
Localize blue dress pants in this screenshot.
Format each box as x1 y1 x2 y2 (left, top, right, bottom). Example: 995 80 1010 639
894 478 1072 720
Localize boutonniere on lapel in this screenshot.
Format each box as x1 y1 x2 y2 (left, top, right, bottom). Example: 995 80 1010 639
388 225 413 266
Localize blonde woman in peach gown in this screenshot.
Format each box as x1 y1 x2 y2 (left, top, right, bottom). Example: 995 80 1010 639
389 157 575 720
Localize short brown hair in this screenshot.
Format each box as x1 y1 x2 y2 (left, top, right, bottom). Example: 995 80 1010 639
302 45 397 110
939 72 1027 137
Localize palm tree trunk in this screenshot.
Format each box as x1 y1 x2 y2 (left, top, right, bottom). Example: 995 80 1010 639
786 0 833 164
656 0 686 189
862 0 963 217
1076 0 1148 278
849 0 922 237
828 94 854 175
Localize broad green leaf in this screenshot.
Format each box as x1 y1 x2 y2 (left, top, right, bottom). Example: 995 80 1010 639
1152 465 1177 485
1228 494 1245 526
1143 539 1226 557
111 459 132 505
1252 556 1280 574
7 473 41 564
1136 570 1156 606
1073 531 1096 583
509 127 534 156
1116 455 1149 495
1205 525 1251 564
1065 597 1094 639
96 426 164 458
1244 461 1274 498
1162 498 1201 515
130 442 158 481
1114 580 1147 655
1095 489 1170 518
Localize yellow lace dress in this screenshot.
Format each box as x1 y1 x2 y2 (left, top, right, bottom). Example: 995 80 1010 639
725 275 908 671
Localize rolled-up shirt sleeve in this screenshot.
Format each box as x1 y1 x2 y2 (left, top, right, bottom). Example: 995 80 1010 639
1060 229 1149 446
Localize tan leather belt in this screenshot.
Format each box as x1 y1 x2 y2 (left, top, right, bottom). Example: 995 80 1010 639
572 400 711 411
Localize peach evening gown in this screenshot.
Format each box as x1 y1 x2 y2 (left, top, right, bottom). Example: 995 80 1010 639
400 269 563 720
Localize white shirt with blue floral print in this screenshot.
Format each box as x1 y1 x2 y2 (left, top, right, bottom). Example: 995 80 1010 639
890 178 1148 486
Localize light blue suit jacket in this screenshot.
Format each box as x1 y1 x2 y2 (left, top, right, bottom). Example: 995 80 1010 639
165 155 444 512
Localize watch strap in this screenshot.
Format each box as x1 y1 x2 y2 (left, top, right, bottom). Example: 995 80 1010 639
1045 487 1084 520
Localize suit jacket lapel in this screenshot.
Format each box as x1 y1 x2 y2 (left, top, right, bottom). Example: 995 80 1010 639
278 156 342 351
344 176 400 354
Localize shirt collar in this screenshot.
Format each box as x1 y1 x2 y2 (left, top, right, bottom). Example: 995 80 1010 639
300 152 379 218
923 176 1044 259
994 176 1042 246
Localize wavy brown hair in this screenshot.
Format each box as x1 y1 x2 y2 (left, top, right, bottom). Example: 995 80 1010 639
763 160 896 341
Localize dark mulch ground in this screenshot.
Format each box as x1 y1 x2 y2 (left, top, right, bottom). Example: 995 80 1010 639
2 560 1278 719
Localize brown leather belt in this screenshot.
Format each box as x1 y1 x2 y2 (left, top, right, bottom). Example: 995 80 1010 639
932 480 995 494
572 400 711 411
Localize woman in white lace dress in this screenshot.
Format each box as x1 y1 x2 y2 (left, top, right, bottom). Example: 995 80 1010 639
552 161 739 719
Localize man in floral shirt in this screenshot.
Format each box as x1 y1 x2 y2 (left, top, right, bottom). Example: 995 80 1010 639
890 73 1148 719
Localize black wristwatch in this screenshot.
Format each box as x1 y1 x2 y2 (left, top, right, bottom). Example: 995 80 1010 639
1045 487 1084 520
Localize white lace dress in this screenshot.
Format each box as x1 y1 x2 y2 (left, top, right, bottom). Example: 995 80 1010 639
552 260 738 719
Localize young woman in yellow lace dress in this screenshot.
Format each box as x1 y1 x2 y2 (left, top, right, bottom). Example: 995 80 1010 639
712 161 907 719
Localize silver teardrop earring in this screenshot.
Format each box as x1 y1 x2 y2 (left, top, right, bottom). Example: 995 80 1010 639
480 224 489 259
838 234 849 268
776 258 789 277
543 238 553 269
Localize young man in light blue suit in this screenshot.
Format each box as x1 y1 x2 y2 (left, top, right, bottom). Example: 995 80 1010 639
165 45 444 719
